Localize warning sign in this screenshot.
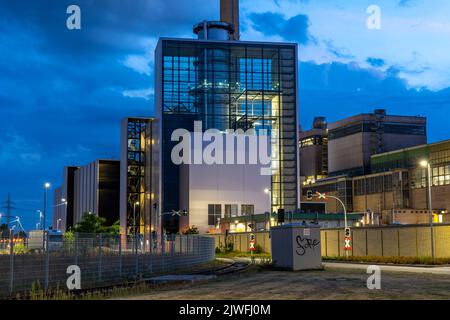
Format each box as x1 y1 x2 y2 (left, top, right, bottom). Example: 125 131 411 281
249 233 256 251
344 236 352 251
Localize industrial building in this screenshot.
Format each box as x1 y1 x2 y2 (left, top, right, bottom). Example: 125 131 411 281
152 0 300 234
301 123 450 224
299 116 328 185
327 109 426 177
52 166 78 232
119 117 155 237
53 160 120 231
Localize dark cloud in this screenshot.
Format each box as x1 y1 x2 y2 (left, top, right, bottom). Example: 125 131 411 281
323 40 355 59
366 57 386 68
248 12 314 44
299 60 450 144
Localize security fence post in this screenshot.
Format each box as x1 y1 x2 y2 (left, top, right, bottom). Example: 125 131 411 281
74 232 78 266
162 234 165 273
187 235 189 256
44 231 50 290
135 233 139 278
9 230 14 295
149 235 153 275
118 234 122 279
98 234 103 282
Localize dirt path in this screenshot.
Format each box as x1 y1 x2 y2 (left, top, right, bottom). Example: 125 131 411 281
117 267 450 300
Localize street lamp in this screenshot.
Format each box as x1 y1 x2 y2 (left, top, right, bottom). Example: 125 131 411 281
36 210 43 230
43 182 51 231
420 160 435 259
317 192 349 257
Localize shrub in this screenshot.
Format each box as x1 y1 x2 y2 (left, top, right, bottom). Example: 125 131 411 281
182 226 199 235
253 244 264 254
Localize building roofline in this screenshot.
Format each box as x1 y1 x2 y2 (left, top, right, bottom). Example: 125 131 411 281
371 138 450 159
157 37 298 47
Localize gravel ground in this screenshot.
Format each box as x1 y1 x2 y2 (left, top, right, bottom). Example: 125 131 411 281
117 266 450 300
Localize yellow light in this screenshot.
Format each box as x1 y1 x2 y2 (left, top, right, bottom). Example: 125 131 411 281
236 223 246 232
420 160 428 168
235 220 239 224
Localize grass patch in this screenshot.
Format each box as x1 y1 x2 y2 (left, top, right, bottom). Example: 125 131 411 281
324 255 450 265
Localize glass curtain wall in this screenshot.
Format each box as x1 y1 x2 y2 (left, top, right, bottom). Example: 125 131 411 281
161 40 298 227
126 119 150 235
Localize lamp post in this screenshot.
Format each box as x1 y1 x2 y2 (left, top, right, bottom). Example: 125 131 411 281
43 182 51 231
420 160 435 259
36 210 43 230
317 192 349 257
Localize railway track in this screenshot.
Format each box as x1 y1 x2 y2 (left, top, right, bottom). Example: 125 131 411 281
195 261 249 276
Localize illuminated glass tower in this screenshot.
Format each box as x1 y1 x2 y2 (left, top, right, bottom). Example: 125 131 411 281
153 6 299 234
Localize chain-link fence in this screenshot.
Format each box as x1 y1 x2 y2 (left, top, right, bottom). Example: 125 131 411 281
0 232 215 297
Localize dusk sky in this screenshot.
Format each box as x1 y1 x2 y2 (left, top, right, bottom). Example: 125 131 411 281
1 0 450 229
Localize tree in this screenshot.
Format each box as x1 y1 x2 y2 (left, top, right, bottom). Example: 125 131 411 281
0 224 9 238
182 226 199 235
73 213 120 234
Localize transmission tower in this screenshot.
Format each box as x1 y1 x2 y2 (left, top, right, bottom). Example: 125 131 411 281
2 194 16 228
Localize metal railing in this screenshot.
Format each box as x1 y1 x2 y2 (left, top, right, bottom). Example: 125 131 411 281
0 232 215 297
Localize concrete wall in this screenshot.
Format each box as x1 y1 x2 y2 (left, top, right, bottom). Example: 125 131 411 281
411 185 450 211
353 191 395 213
213 224 450 258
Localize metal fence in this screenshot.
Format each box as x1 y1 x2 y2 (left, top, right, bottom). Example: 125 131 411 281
0 233 215 297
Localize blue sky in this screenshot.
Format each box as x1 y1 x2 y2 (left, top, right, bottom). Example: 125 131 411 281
1 0 449 229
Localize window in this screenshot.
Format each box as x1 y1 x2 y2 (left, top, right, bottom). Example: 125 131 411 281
411 163 450 188
241 204 255 215
225 204 238 218
208 204 222 226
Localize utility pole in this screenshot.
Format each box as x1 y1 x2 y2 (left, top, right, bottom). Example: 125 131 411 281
2 194 15 231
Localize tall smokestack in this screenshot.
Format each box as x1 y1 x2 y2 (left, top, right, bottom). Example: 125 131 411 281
220 0 240 40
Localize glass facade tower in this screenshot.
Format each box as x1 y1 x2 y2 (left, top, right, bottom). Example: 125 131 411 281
155 38 299 233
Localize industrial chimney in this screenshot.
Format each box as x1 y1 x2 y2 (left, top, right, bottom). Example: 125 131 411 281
220 0 240 40
193 0 240 41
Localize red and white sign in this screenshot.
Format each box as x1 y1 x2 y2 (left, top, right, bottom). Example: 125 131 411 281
344 236 352 251
249 233 256 251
